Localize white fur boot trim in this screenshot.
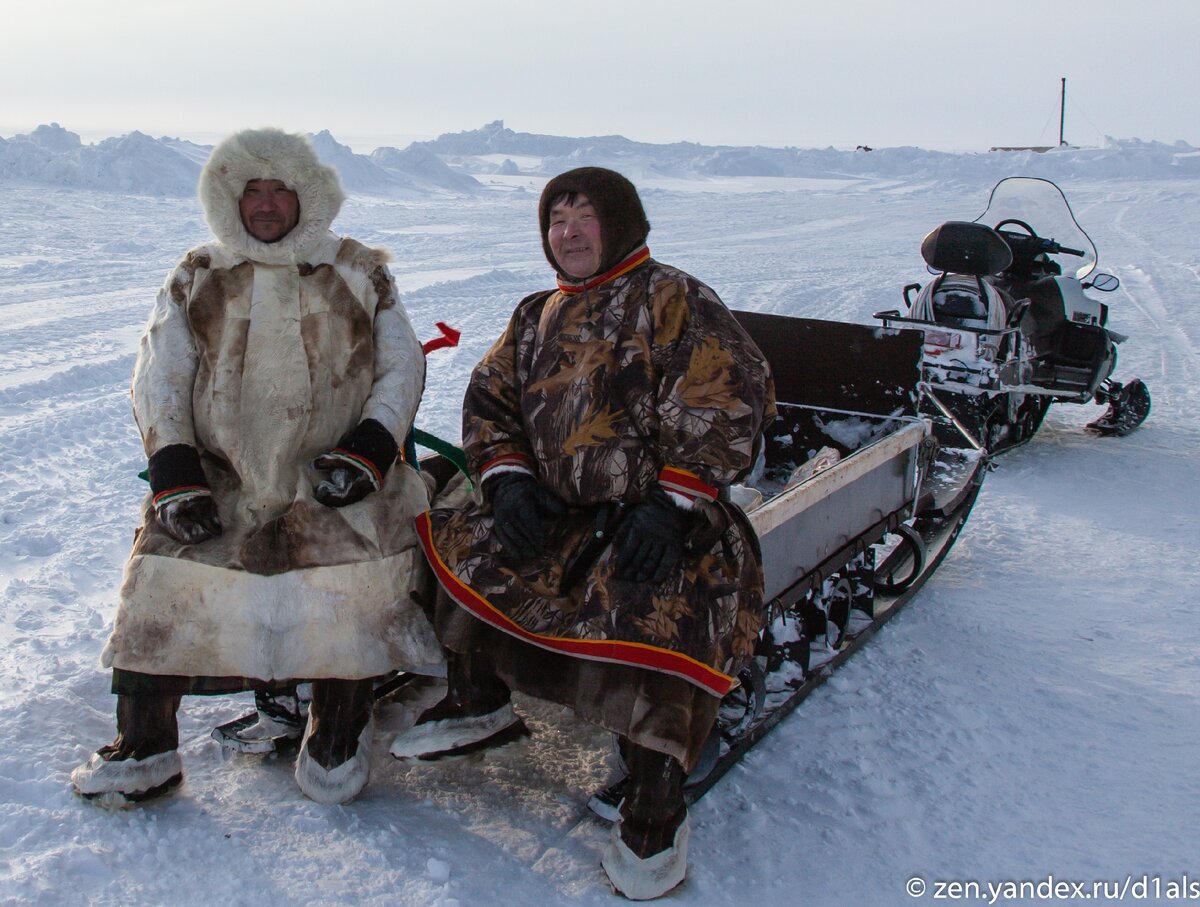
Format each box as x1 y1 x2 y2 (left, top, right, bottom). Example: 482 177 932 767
601 814 689 901
389 702 519 759
71 749 183 800
294 715 373 805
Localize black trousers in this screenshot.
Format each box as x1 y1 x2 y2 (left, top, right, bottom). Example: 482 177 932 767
104 677 372 767
618 736 688 857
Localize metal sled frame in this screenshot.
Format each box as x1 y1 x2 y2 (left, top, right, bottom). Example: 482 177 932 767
671 311 989 802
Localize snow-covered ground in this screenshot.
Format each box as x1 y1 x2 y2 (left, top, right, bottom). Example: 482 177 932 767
1 130 1197 906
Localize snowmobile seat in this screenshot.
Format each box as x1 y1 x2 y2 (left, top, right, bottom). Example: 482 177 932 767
920 222 1013 277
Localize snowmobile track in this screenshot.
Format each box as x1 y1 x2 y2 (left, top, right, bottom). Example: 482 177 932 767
683 462 985 804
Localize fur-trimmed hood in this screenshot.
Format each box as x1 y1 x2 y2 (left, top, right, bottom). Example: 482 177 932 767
198 128 346 266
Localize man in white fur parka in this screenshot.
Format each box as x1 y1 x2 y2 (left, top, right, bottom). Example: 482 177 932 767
71 128 442 806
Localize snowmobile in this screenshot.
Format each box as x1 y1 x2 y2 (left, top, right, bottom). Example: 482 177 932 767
875 176 1150 452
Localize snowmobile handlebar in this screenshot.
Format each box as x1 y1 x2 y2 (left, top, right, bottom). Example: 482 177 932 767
997 229 1085 259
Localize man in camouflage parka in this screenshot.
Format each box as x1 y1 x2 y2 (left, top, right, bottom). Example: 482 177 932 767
394 167 775 899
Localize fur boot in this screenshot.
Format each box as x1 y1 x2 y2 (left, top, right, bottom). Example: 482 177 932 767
294 679 373 804
72 692 183 806
602 814 689 901
389 650 527 760
72 750 183 807
601 741 689 899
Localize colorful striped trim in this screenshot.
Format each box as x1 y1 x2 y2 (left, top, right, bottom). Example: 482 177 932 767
415 512 734 697
328 449 383 490
152 486 211 510
479 452 534 481
557 245 651 295
658 467 718 505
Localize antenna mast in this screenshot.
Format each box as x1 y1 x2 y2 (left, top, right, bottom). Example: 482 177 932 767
1059 77 1067 146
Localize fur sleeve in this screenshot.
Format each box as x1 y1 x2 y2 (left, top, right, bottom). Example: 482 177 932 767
131 257 202 455
360 264 425 442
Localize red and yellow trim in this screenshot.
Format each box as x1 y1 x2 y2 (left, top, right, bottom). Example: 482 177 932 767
658 466 718 505
415 511 734 697
557 245 651 296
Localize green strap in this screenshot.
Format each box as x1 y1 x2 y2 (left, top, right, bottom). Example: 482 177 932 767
412 428 473 486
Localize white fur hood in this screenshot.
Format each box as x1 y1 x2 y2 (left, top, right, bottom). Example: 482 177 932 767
198 128 346 266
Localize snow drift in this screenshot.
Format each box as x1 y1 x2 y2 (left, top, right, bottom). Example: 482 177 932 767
2 121 1197 198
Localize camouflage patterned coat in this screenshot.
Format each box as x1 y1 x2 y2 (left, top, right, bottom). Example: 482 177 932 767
419 250 775 733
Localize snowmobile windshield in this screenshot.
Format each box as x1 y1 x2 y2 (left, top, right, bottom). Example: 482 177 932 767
973 177 1097 280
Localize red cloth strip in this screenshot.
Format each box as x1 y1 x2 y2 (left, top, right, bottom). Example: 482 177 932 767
422 321 461 354
479 452 534 477
415 512 733 697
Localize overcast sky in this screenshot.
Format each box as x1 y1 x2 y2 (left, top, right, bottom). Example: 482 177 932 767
4 0 1197 152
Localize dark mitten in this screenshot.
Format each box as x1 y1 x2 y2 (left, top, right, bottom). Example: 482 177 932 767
487 473 566 560
147 444 221 544
614 487 692 584
156 493 223 545
312 419 398 508
312 459 376 507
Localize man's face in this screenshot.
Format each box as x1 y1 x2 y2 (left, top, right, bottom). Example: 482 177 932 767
239 179 301 243
547 194 603 280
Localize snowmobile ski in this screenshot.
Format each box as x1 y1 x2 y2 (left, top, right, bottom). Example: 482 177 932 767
1087 379 1151 436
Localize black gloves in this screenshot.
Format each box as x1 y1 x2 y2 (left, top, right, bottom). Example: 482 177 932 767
487 473 566 560
157 494 223 545
487 477 695 580
312 419 398 508
614 487 693 584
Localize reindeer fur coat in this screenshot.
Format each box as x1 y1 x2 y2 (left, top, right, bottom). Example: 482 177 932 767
101 129 442 682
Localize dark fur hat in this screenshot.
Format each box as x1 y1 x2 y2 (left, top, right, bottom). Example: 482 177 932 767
538 167 651 278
